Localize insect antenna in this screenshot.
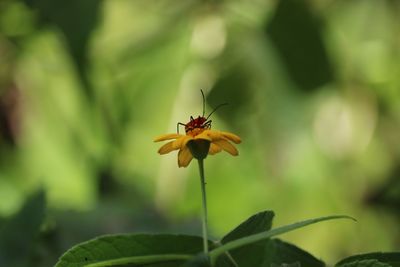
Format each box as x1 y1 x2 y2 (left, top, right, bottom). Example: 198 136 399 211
206 102 228 120
200 89 206 117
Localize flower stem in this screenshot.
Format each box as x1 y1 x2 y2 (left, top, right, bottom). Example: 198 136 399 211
197 159 209 255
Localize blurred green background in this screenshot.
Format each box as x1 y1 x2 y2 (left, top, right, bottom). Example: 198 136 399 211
1 0 400 266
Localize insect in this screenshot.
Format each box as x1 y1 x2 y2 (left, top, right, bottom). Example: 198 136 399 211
177 90 227 134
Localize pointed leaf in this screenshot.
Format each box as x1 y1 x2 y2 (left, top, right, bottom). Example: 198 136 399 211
221 210 275 243
217 211 274 266
217 211 325 266
210 215 354 265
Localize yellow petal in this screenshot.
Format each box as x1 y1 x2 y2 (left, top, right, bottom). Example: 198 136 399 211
158 141 179 154
177 135 193 149
154 133 182 142
194 131 212 142
165 135 191 150
213 139 238 156
209 143 222 155
221 131 241 144
178 147 193 167
201 130 222 140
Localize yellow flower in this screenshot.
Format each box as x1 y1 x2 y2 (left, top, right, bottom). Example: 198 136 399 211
154 128 241 168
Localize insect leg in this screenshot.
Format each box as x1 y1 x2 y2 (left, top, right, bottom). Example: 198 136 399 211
177 122 186 133
204 120 212 129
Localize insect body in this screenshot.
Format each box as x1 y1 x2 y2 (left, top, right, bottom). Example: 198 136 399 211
177 90 227 134
178 115 211 134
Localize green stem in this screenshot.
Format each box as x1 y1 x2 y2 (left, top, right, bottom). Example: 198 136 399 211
84 254 191 267
208 215 355 265
197 159 209 255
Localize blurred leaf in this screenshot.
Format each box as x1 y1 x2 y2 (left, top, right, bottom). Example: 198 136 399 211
55 234 207 267
336 252 400 267
208 66 253 128
263 239 324 267
0 189 46 267
22 0 103 98
366 165 400 213
266 0 333 91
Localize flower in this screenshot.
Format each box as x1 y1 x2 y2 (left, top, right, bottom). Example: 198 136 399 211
154 128 241 167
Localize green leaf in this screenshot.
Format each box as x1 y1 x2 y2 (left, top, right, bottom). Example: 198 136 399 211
216 211 274 266
221 211 275 243
210 215 354 265
182 254 211 267
207 66 253 128
336 252 400 267
366 166 400 210
22 0 102 98
215 211 323 267
55 234 207 267
336 259 390 267
262 239 324 267
266 0 333 91
0 190 46 267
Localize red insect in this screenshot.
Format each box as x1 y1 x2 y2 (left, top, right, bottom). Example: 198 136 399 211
177 90 227 134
